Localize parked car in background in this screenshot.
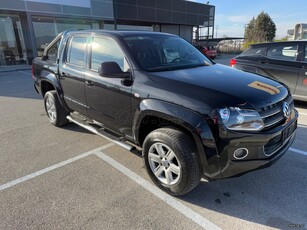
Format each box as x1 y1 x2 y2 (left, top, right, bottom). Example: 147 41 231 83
195 45 217 59
230 41 307 102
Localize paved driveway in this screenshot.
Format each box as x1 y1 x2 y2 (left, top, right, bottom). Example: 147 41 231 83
0 70 306 230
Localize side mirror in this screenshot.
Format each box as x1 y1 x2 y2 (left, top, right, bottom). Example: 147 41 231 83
42 55 48 61
99 62 130 79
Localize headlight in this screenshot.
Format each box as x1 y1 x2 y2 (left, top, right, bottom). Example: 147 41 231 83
218 107 264 131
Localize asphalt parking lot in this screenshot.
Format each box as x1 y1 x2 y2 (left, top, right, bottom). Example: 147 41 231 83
0 61 306 229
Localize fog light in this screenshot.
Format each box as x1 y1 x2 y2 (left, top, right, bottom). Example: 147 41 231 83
233 148 248 159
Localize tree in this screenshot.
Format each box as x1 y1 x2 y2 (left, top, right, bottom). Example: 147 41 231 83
244 11 276 43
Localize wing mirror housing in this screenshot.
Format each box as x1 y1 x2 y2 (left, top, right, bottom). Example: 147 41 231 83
99 62 131 79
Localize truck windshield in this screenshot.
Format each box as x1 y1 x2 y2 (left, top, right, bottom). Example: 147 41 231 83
124 35 212 72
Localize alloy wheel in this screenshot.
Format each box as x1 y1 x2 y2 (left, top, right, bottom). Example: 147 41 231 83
148 142 181 185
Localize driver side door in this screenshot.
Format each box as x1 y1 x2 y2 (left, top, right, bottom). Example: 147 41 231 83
84 36 133 136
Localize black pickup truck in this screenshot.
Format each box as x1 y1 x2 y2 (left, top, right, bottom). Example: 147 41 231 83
32 30 298 195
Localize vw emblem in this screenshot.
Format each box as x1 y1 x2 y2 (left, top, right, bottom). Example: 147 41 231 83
283 102 290 119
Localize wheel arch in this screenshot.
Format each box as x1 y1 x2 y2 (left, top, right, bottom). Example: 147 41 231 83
39 71 70 111
133 99 221 179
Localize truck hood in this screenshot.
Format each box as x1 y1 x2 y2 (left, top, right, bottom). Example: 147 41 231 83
148 64 288 109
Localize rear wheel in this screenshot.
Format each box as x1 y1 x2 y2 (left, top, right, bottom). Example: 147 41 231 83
44 90 68 126
142 128 201 196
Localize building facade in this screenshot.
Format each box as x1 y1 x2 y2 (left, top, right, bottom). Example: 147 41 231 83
287 23 307 40
0 0 215 66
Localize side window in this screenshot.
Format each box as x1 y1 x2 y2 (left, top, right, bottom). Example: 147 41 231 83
66 36 87 67
240 47 266 56
91 37 129 72
47 39 60 62
267 45 298 61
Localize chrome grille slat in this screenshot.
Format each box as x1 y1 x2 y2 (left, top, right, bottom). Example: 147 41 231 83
261 108 281 119
264 117 284 128
257 95 294 131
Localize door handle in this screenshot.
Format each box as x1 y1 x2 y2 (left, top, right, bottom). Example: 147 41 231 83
85 80 94 86
59 72 67 79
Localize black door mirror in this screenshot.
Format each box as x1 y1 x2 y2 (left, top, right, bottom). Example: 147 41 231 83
99 62 130 79
42 55 48 61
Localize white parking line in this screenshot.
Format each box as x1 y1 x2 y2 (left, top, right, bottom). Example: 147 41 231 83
299 112 307 116
0 143 114 191
95 150 222 230
289 147 307 156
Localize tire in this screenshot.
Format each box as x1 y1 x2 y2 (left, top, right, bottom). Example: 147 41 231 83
44 90 69 127
142 128 201 196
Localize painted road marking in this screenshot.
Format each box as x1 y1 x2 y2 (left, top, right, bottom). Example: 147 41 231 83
299 112 307 116
289 147 307 156
95 150 222 230
0 143 114 191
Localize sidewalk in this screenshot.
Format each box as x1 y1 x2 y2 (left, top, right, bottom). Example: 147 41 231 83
0 64 32 73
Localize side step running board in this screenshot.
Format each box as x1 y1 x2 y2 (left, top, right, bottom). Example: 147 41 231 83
67 115 135 151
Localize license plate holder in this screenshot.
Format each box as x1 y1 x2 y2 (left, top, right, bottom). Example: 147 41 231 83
282 121 297 143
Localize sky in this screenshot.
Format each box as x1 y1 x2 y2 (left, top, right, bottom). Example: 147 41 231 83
188 0 307 39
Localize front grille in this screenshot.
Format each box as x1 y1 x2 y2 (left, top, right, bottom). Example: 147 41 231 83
263 120 297 156
257 94 294 131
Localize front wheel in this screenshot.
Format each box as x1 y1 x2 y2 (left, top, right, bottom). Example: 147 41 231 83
142 128 201 196
44 90 68 127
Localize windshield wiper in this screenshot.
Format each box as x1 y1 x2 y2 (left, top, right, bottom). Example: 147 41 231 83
189 63 210 68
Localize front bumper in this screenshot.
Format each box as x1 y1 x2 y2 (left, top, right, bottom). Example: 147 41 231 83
216 109 298 179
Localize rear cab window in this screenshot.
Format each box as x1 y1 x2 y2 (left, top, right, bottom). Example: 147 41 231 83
43 35 62 63
46 40 60 62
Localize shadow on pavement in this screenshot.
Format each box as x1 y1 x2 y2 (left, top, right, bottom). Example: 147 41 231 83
0 71 40 100
60 123 93 135
295 100 307 110
180 126 307 230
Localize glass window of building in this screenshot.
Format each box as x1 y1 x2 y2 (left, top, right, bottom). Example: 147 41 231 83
32 17 99 57
0 15 27 65
117 24 153 31
104 22 114 30
56 18 99 33
32 17 57 57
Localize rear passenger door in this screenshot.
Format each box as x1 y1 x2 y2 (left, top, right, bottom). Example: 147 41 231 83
295 44 307 100
59 35 88 116
263 44 300 93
